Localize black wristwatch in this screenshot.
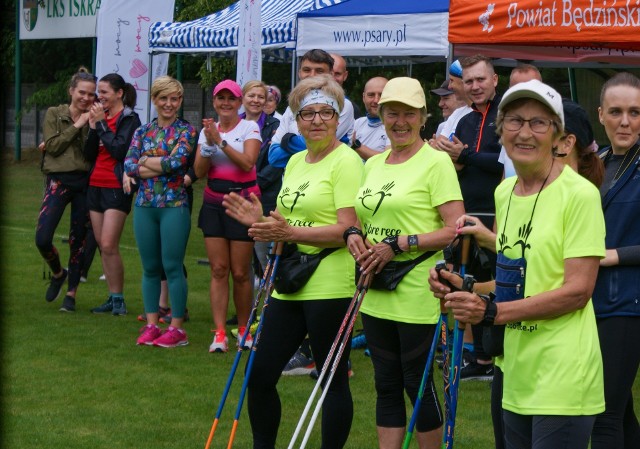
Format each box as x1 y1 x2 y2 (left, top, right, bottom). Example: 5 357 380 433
479 293 498 326
220 140 228 149
407 234 419 252
351 139 362 150
382 235 404 255
343 226 363 244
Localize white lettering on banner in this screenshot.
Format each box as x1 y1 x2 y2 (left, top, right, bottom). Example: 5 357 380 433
332 24 407 48
562 0 640 32
503 0 640 32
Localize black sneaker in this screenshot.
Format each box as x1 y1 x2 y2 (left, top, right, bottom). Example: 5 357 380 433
460 361 494 381
226 315 238 325
91 296 113 314
59 295 76 312
112 297 127 316
45 269 68 302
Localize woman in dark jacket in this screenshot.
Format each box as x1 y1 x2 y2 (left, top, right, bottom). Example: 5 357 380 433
84 73 141 316
37 69 96 312
591 72 640 448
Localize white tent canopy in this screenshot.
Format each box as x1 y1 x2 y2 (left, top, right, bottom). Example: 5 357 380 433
296 0 450 65
148 0 343 61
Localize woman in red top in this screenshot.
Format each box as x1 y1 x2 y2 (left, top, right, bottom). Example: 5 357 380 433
84 73 141 316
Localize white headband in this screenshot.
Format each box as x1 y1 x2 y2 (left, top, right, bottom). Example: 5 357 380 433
299 89 341 113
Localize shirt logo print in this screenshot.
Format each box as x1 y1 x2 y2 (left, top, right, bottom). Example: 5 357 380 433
279 182 309 212
359 181 395 216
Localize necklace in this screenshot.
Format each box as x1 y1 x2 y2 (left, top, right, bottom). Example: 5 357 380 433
612 144 640 183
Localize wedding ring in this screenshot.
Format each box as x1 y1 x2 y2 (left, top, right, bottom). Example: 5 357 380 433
368 249 373 254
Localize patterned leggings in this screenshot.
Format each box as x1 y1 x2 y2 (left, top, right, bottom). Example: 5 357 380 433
35 176 89 293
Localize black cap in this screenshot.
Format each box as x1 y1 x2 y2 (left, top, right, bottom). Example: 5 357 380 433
430 80 454 97
562 99 594 150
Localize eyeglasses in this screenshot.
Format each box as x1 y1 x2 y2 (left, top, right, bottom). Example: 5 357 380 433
297 109 336 121
74 72 98 82
503 116 555 134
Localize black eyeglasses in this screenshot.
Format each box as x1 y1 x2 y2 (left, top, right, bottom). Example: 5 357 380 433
297 109 336 121
503 116 555 134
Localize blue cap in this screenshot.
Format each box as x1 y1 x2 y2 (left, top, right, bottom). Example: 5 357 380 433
449 60 463 78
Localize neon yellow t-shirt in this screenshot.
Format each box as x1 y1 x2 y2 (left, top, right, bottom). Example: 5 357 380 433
273 144 363 301
356 143 462 324
495 165 605 415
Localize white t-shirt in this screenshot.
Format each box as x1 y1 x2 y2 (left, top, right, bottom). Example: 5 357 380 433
352 117 389 152
498 146 517 178
439 105 473 139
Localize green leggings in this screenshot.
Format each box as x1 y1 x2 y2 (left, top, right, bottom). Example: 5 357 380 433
133 206 191 318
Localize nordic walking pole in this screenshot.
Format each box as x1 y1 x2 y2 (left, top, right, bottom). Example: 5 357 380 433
226 241 283 449
443 233 475 449
402 314 443 449
204 242 280 449
298 273 372 449
288 272 369 449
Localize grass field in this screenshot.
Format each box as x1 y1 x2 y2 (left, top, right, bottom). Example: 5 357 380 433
1 149 637 449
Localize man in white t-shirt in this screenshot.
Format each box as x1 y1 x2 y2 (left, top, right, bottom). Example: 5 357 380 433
431 60 473 148
268 49 355 168
430 80 468 137
351 76 389 160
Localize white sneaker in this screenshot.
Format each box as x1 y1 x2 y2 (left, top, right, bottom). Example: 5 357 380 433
237 327 253 350
99 274 106 281
209 330 228 353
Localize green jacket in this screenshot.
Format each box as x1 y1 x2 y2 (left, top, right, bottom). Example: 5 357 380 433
41 104 91 175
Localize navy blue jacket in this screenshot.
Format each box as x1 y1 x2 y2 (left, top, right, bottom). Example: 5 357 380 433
593 146 640 318
454 94 504 216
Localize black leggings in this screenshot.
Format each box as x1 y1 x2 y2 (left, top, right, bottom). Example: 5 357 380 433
503 410 595 449
35 177 88 293
362 313 443 432
247 297 353 449
592 316 640 449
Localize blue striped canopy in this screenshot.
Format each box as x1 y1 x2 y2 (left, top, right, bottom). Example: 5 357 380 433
148 0 343 59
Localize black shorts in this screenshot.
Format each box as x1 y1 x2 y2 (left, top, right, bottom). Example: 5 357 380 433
86 186 133 214
198 201 251 241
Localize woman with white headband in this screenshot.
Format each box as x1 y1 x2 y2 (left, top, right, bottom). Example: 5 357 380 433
224 75 363 448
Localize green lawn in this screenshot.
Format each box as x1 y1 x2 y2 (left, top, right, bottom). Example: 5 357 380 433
1 149 637 448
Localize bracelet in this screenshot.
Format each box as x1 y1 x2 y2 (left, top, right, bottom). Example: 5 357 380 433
343 226 363 244
479 293 497 326
407 234 419 252
382 235 404 255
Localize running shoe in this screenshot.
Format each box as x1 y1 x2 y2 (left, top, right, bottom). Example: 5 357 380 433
282 349 315 376
59 295 76 312
209 330 229 353
231 316 260 338
45 269 67 302
112 297 127 316
159 308 189 324
460 361 494 381
153 326 189 348
137 324 162 346
236 326 253 350
91 296 113 314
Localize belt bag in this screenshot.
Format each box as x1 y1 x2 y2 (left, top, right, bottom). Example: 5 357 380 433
207 178 256 193
274 243 339 294
356 251 436 291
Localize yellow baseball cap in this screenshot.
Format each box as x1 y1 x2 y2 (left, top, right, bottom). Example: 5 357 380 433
379 77 426 109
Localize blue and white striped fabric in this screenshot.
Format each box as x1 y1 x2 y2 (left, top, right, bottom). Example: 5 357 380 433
149 0 343 55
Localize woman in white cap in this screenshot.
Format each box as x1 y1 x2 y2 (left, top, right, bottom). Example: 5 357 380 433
223 75 363 449
443 80 605 448
194 79 262 353
344 77 464 448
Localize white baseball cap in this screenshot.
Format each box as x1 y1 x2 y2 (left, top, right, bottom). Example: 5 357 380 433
498 79 564 127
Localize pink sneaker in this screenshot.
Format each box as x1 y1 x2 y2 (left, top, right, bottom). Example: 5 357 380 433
209 330 228 353
237 326 253 350
137 324 161 346
153 326 188 348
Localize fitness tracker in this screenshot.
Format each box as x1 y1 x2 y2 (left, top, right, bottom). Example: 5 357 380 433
407 234 419 253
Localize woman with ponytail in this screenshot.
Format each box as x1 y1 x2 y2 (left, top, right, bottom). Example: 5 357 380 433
84 73 141 316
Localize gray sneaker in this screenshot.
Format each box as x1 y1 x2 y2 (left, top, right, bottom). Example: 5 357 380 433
46 269 68 302
91 296 113 314
112 297 127 316
59 295 76 312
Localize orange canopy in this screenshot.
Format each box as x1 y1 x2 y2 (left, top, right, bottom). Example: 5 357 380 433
449 0 640 65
